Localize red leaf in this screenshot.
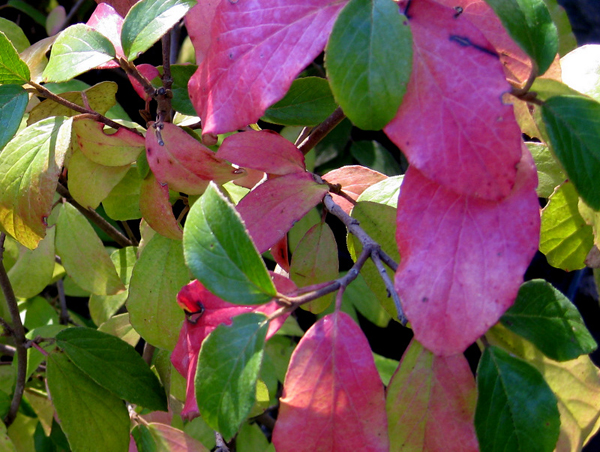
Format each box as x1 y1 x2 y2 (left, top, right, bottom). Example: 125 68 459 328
184 1 219 65
217 130 306 175
139 173 183 241
94 0 138 18
433 0 531 84
171 273 296 419
271 236 290 272
145 122 242 195
86 3 124 69
188 0 347 135
386 338 478 451
128 64 160 101
395 147 539 355
272 311 388 451
385 0 522 201
322 165 387 214
236 171 329 253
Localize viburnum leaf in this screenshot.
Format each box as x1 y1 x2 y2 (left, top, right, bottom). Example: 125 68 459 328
326 0 411 130
357 175 403 207
86 2 125 69
528 142 565 198
102 167 143 220
386 0 522 201
0 84 27 150
46 351 130 452
184 1 219 65
172 275 294 418
127 63 160 100
434 0 532 84
542 95 600 210
0 116 72 249
94 0 138 18
145 121 241 195
43 24 116 82
183 182 277 304
262 77 338 126
488 323 600 451
475 346 560 452
395 150 540 355
322 165 387 214
56 203 126 296
126 233 188 350
147 423 209 452
0 17 30 52
195 312 269 440
290 222 338 314
483 0 558 75
0 32 30 84
501 279 597 361
235 171 329 253
539 181 593 271
561 44 600 102
139 173 183 241
189 0 348 135
386 338 478 451
350 141 402 176
121 0 196 61
56 327 167 411
272 311 388 451
73 118 144 167
216 130 306 176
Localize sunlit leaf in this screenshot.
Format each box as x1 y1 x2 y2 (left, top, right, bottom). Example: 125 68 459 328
561 44 600 102
528 142 565 198
322 165 387 214
0 116 71 249
357 175 403 207
148 423 209 452
0 17 29 52
86 3 125 68
139 173 183 240
102 167 143 221
0 31 29 84
273 311 388 451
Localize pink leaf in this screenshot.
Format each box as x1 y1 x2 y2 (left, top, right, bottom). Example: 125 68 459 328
94 0 138 18
171 273 296 419
217 130 306 175
322 165 387 214
271 236 290 272
272 311 389 451
386 338 479 451
395 147 539 355
236 171 329 253
184 1 220 65
139 173 183 241
87 3 124 68
128 64 160 100
145 122 242 195
385 0 522 201
433 0 532 84
188 0 347 135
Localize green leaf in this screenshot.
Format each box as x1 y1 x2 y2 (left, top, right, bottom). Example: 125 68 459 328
475 346 560 452
121 0 197 61
0 84 27 150
542 0 576 56
102 167 143 220
132 424 158 452
47 351 130 452
126 233 187 350
97 313 141 347
56 327 167 411
357 175 403 207
501 280 597 361
43 24 116 83
0 32 29 84
0 18 30 52
325 0 411 130
20 296 59 330
262 77 338 126
540 181 593 271
350 141 402 176
0 116 72 249
165 64 198 116
343 272 391 328
8 228 55 298
542 95 600 210
484 0 558 75
183 182 276 305
372 353 398 386
55 203 126 295
6 1 46 27
195 312 268 440
527 142 565 198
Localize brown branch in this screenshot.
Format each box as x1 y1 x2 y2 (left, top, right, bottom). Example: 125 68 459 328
142 343 156 366
0 234 28 427
56 183 133 248
297 107 346 155
28 81 143 136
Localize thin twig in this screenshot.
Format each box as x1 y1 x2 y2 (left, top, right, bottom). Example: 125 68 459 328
297 107 346 155
28 81 143 136
56 183 133 248
57 279 69 325
371 252 405 324
121 221 139 246
0 234 28 427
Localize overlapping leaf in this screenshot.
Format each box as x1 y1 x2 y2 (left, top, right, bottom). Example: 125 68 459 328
322 165 387 213
139 173 183 240
86 2 125 68
0 85 28 150
188 0 348 135
395 150 539 355
272 311 388 451
0 32 30 84
386 339 478 451
0 116 71 249
7 229 55 298
385 0 522 201
145 122 241 195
